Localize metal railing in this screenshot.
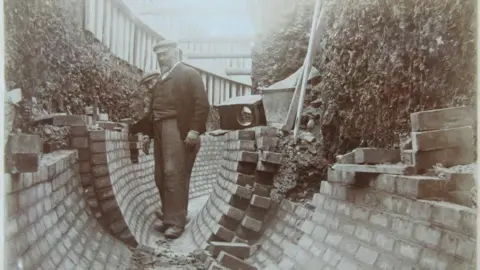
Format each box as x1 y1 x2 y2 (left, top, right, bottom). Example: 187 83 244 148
83 0 252 105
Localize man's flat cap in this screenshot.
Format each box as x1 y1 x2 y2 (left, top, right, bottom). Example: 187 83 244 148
140 70 161 85
153 40 177 53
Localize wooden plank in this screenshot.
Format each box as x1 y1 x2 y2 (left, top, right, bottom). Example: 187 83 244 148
410 106 475 132
332 163 416 175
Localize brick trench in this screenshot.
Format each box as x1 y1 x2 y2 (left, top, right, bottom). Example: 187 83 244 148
5 107 477 270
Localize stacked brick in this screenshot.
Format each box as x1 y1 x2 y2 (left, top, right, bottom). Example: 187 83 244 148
235 127 281 243
191 129 258 250
193 127 283 270
69 126 138 247
110 133 159 246
5 150 131 270
245 107 476 270
403 106 475 172
189 134 227 200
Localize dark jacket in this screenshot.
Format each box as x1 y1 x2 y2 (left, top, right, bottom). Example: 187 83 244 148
131 63 210 140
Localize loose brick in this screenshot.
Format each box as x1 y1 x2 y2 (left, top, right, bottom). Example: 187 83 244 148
411 126 474 152
259 151 283 165
94 176 111 189
252 183 271 197
91 153 108 165
320 181 348 200
213 225 235 242
252 126 277 137
89 130 107 141
256 161 279 173
332 163 416 175
256 137 279 151
408 147 474 170
410 106 475 132
208 241 250 259
224 151 258 163
327 168 355 184
90 142 107 153
7 134 42 154
250 195 271 209
217 251 257 270
354 148 400 164
226 130 255 141
241 216 263 232
70 125 89 136
225 140 256 151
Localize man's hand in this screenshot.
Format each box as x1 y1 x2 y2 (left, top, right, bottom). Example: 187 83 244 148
184 130 200 149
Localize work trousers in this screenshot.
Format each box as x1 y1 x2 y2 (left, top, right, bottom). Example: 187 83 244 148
153 118 200 229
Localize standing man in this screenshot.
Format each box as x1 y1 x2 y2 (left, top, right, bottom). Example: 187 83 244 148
146 40 210 239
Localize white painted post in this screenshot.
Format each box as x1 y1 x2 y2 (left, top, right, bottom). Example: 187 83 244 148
293 0 322 141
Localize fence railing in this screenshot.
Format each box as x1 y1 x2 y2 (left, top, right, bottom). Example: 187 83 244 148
83 0 252 106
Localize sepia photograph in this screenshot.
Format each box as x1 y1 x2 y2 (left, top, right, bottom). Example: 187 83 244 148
1 0 478 269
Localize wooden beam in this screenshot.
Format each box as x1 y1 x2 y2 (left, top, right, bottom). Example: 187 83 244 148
225 68 251 75
185 52 251 59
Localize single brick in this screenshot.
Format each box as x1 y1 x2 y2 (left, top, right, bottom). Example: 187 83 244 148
6 134 42 154
90 141 107 153
331 163 416 175
129 142 141 149
77 149 91 161
411 126 474 152
94 176 111 189
226 130 255 141
410 106 475 132
224 205 245 221
256 137 279 151
241 216 263 232
70 125 89 136
327 168 355 184
252 126 277 137
91 153 108 165
252 183 271 197
355 246 379 265
256 161 279 173
208 241 250 259
213 225 235 242
320 181 348 200
92 164 109 177
394 175 446 198
224 151 259 163
89 130 106 141
217 251 257 270
354 148 400 164
407 147 474 170
250 195 271 209
259 151 283 165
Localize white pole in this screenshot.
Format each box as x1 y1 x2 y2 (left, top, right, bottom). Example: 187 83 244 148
293 0 323 141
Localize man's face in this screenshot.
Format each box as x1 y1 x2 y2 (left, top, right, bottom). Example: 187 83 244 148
146 78 157 90
157 49 174 70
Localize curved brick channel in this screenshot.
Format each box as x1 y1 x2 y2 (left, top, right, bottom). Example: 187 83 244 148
6 122 477 270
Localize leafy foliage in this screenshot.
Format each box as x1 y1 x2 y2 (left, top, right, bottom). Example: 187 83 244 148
4 0 145 133
253 0 476 159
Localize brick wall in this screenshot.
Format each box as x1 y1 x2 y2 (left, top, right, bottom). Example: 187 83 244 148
5 150 131 270
189 134 227 200
5 123 231 270
248 177 476 270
